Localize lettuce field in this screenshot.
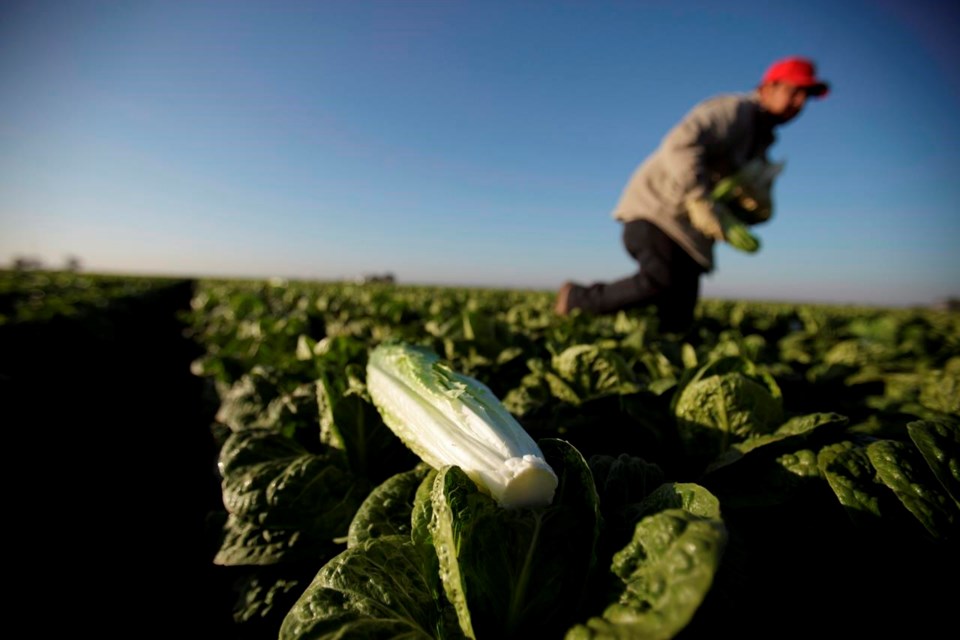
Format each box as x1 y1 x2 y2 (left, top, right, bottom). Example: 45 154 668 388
3 270 957 639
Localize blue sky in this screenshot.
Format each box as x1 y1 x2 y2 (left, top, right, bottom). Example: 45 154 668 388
2 0 958 306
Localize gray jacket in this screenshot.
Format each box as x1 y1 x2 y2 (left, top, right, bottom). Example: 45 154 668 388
612 91 776 271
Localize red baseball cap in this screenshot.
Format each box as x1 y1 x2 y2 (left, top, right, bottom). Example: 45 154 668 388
761 56 830 98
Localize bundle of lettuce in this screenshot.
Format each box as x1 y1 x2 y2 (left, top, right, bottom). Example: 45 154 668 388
711 158 785 253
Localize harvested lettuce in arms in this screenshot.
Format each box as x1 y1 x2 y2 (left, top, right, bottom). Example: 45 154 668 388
711 158 784 253
717 207 761 253
712 158 785 223
366 342 558 509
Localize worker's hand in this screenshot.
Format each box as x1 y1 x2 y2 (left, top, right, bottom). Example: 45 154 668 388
734 158 782 223
685 196 726 241
740 197 770 222
736 186 773 223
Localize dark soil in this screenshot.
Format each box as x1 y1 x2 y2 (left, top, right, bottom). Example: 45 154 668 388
1 280 236 636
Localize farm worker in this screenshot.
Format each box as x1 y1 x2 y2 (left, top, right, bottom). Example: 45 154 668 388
554 56 829 332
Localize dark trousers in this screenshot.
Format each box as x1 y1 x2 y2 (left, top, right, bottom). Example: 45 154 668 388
568 220 705 333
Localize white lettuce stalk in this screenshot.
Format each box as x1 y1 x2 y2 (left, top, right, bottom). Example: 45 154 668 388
366 342 558 509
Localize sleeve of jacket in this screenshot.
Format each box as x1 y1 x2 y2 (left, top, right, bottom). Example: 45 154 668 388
657 95 748 204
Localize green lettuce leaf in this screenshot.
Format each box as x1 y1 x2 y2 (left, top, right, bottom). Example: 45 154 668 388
279 535 462 640
566 508 727 640
431 438 600 639
868 439 959 540
346 463 434 548
908 418 960 507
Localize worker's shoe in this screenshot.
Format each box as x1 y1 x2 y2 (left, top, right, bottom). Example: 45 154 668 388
555 281 576 315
